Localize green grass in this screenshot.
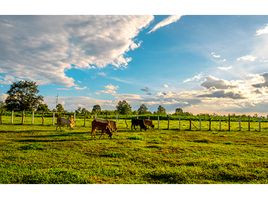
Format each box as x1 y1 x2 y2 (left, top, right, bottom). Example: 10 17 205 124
0 116 268 184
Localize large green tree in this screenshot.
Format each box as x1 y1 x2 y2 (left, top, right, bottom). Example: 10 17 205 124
37 103 50 112
138 104 148 115
156 105 166 115
116 100 132 115
175 108 183 113
5 80 44 124
56 103 64 112
92 104 101 114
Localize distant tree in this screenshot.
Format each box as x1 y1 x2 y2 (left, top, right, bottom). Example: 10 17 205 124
92 104 101 114
5 80 44 124
138 104 148 115
116 100 132 115
156 105 166 115
175 108 183 113
81 108 88 114
37 103 50 112
132 110 138 115
56 103 64 113
75 106 82 114
0 100 6 110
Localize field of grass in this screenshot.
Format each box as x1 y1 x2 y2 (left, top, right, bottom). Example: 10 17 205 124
0 116 268 184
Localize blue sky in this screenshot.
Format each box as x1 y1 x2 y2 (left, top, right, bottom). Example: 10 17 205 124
2 14 268 115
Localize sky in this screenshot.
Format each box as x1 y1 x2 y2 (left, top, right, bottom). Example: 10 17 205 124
2 13 268 115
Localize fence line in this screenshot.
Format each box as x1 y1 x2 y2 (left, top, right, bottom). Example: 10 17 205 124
0 111 266 132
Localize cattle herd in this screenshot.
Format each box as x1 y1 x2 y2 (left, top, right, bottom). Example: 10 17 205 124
55 114 154 139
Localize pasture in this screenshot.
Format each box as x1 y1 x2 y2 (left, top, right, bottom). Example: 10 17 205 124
0 116 268 184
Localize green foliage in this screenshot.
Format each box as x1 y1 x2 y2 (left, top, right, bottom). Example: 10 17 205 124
175 107 183 113
138 104 148 115
56 104 64 112
116 100 132 115
155 105 166 115
37 103 50 112
5 80 44 111
92 104 101 114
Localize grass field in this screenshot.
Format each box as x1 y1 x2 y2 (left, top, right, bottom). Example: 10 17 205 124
0 116 268 184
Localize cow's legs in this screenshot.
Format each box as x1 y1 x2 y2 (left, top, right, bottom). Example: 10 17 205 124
99 130 105 139
91 129 96 138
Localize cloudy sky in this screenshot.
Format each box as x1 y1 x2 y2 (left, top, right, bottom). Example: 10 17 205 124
1 13 268 115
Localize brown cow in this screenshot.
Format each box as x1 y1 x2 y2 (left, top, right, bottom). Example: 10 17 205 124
144 119 154 129
95 118 118 132
91 119 113 139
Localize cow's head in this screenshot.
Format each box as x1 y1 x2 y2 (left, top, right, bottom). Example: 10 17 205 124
151 124 155 129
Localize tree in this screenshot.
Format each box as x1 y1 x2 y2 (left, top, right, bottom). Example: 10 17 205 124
56 103 64 112
0 100 6 110
116 100 132 115
37 103 50 112
175 108 183 113
92 104 101 114
138 104 148 115
156 105 166 115
5 80 44 124
81 108 88 114
75 106 82 114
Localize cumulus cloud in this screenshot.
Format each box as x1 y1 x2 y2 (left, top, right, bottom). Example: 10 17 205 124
148 15 183 34
183 73 203 83
201 76 236 89
218 66 233 70
57 88 70 90
97 72 106 76
256 24 268 35
211 52 220 58
75 86 87 90
0 93 8 100
164 84 168 88
237 55 257 61
252 72 268 88
105 84 119 90
0 15 154 87
197 91 245 99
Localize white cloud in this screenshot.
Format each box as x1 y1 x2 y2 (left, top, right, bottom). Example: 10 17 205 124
77 80 82 83
97 72 106 76
256 24 268 35
105 84 119 90
100 90 116 94
183 73 203 83
0 93 8 100
75 86 87 90
57 88 70 90
148 15 183 34
237 55 257 61
164 84 168 88
0 15 154 87
218 66 233 70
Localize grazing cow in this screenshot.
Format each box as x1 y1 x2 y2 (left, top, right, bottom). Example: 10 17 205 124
55 114 76 131
144 119 155 129
91 119 114 139
95 118 118 132
131 119 147 131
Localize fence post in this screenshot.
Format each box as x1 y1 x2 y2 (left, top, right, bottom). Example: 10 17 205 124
137 115 139 119
106 112 107 119
189 118 192 130
199 117 201 130
84 111 87 127
219 117 221 131
148 115 150 120
259 118 261 132
31 111 34 125
0 110 3 124
209 117 211 131
239 118 241 131
158 116 159 129
179 117 181 130
42 111 44 125
22 110 25 124
116 114 118 125
11 110 14 124
95 113 97 119
228 114 230 131
167 115 170 130
52 112 55 125
248 116 250 131
74 113 76 121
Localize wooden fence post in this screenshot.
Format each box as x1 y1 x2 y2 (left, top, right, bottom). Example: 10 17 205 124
11 110 14 124
22 110 25 125
95 113 97 119
137 115 139 119
179 117 181 130
248 116 250 131
167 115 170 130
209 117 211 131
189 118 191 130
158 116 160 129
148 115 150 119
116 114 118 125
0 110 3 124
31 111 34 125
219 117 221 131
106 112 107 120
259 118 261 132
228 114 230 131
52 112 55 125
74 113 76 121
199 117 201 130
42 111 44 125
239 118 241 131
84 111 87 127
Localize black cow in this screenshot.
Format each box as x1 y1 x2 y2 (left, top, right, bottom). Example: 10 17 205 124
131 119 147 131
